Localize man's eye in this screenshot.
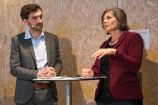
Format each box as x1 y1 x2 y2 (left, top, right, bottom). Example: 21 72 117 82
39 15 43 19
32 16 38 19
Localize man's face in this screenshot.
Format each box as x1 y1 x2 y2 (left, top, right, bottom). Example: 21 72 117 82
27 9 43 31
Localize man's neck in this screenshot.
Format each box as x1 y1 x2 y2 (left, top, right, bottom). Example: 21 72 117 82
29 29 42 38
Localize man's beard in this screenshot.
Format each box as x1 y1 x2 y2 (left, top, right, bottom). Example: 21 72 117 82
29 22 43 31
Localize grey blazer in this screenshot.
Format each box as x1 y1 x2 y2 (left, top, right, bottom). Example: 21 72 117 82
10 32 62 104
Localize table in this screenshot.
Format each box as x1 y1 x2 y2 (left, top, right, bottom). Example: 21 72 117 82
33 76 107 105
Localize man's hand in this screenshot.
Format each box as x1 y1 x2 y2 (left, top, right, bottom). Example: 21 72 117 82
44 67 56 77
37 67 56 77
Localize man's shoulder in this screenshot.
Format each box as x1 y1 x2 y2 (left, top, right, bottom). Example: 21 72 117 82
12 32 25 38
44 31 58 38
12 32 25 41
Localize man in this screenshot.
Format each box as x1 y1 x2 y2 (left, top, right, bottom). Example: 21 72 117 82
10 3 62 105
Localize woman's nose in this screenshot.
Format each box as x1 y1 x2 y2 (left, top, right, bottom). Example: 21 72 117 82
103 19 107 23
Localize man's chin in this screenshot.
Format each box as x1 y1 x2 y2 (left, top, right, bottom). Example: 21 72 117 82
31 27 43 32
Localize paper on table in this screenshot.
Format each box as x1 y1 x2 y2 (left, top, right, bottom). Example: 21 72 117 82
38 76 67 79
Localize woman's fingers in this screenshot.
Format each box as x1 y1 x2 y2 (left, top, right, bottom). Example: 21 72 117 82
92 49 105 59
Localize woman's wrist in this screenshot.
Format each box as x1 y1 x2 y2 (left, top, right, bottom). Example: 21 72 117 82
111 49 116 55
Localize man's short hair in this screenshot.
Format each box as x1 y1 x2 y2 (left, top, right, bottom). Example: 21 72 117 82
20 3 42 20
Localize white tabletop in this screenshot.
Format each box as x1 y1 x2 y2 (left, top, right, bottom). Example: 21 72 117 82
33 76 107 81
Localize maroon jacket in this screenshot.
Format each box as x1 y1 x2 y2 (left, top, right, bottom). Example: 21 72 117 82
92 31 144 100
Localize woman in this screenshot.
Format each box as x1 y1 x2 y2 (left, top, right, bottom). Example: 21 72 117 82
82 7 144 105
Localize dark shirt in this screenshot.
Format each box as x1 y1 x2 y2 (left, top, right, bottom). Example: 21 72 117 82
96 44 115 104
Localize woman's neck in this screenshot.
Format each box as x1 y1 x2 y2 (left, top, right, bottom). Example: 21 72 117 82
110 30 122 43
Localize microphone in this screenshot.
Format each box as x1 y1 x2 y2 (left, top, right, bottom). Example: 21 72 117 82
30 23 43 31
31 25 35 28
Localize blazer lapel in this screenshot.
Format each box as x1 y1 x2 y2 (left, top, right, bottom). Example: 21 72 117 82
45 34 51 65
101 38 111 48
25 39 36 64
114 31 127 48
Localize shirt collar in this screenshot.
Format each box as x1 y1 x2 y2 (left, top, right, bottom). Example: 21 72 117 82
24 27 44 39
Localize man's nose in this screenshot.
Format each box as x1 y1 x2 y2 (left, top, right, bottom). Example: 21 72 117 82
36 17 42 22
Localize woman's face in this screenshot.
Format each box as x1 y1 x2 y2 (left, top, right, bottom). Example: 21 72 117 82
102 11 119 33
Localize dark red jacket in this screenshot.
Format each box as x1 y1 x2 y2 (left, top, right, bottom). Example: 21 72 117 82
92 31 144 100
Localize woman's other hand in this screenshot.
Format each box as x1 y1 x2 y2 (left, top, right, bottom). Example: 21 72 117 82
82 68 94 77
92 48 116 59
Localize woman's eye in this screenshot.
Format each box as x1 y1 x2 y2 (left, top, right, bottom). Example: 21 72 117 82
106 16 111 20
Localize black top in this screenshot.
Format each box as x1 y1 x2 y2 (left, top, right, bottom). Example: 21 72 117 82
96 44 115 104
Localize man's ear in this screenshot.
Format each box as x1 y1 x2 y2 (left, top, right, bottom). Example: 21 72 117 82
23 19 28 26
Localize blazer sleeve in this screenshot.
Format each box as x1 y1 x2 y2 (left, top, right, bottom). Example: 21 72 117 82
113 33 144 73
91 41 108 76
10 36 38 80
91 58 100 76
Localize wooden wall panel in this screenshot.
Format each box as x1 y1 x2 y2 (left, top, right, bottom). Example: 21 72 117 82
0 0 5 99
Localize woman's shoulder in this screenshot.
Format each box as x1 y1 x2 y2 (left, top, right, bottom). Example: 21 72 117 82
124 31 141 37
124 31 143 43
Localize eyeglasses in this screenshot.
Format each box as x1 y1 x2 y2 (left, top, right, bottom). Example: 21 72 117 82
31 14 43 20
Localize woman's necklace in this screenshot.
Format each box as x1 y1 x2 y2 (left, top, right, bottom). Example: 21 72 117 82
110 37 119 43
109 32 123 45
109 38 119 45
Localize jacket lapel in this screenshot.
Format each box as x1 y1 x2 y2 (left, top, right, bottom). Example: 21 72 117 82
45 33 51 65
25 39 37 65
101 38 111 48
114 31 127 48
